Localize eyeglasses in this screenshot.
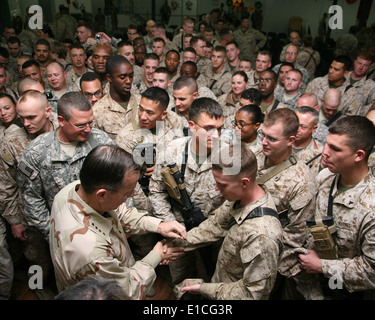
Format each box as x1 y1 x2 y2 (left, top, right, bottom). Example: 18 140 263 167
83 89 103 99
193 121 224 135
259 130 289 143
232 120 255 129
67 120 94 130
285 52 297 56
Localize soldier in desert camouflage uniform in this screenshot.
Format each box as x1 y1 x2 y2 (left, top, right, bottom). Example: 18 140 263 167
305 55 362 116
252 108 316 299
17 92 113 241
204 46 232 98
175 143 283 300
92 55 141 142
293 107 323 176
49 145 186 297
116 87 185 260
246 51 272 89
233 17 266 66
341 52 375 116
149 98 225 284
299 116 375 299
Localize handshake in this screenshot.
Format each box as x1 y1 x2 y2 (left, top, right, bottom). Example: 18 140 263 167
154 220 187 265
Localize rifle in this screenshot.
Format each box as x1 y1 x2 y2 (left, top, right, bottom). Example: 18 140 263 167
161 162 206 230
133 143 155 196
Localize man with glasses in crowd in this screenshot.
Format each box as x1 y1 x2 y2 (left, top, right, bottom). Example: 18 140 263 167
17 92 113 245
149 97 226 286
252 108 317 300
80 72 104 106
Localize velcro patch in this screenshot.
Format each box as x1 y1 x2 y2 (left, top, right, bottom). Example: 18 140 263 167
18 160 34 178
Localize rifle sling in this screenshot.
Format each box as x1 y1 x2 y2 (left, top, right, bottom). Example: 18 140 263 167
227 206 279 229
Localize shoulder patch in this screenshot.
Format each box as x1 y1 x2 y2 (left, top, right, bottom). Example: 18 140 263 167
1 152 13 163
18 160 35 178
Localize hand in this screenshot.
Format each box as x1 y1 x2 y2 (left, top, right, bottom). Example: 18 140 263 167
298 249 323 274
96 32 111 44
11 224 28 241
180 279 201 295
86 37 97 47
157 220 187 240
144 165 155 177
153 240 184 263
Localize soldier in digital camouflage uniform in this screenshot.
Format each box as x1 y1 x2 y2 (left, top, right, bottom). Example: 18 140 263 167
299 116 375 299
92 55 141 142
252 108 316 299
17 92 113 241
49 145 186 298
148 98 226 284
272 45 310 93
174 143 283 300
0 90 58 298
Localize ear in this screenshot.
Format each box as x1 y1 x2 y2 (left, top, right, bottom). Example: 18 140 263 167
241 177 250 188
160 110 167 120
96 189 107 203
57 115 65 127
287 135 296 146
188 120 196 132
312 124 318 133
193 91 199 100
354 149 366 163
106 74 112 83
344 70 349 77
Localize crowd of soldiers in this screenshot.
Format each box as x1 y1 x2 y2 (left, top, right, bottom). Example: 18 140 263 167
1 5 375 301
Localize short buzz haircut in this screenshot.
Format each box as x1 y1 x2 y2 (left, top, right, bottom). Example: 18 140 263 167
57 92 91 120
47 61 65 73
173 75 198 93
141 86 170 110
69 42 85 52
152 37 165 45
329 116 375 161
105 55 131 77
17 77 42 95
143 52 159 62
333 55 352 71
34 39 50 50
241 88 262 106
154 67 171 80
183 47 196 56
79 145 140 195
22 59 40 70
296 106 319 126
181 61 198 73
257 50 272 60
80 72 102 89
165 49 180 59
261 68 278 82
212 143 258 180
213 45 226 55
189 97 223 122
287 68 303 80
7 36 21 46
263 108 299 138
18 89 47 107
225 40 239 48
117 40 133 49
190 35 206 48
